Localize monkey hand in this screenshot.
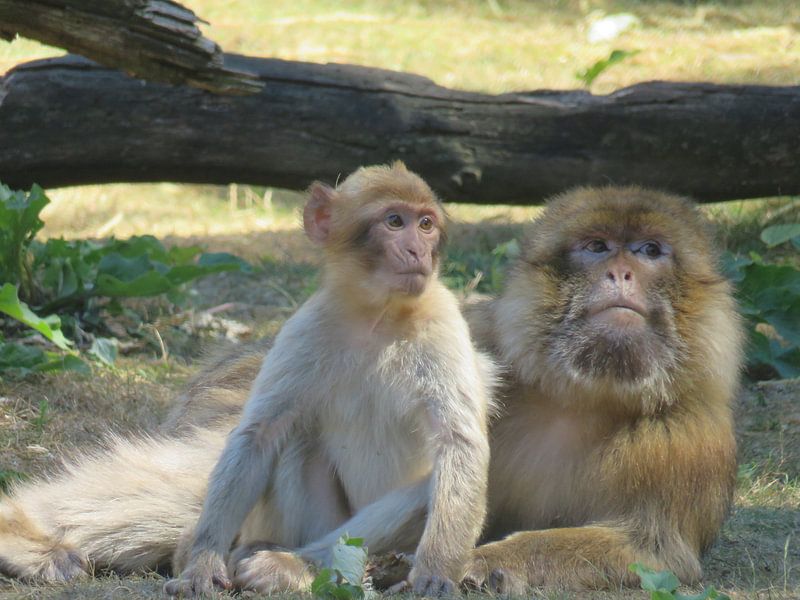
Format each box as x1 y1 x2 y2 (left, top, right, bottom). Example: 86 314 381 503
228 543 315 593
164 550 230 597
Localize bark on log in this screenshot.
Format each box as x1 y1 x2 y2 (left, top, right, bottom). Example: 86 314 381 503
0 0 261 94
1 54 799 203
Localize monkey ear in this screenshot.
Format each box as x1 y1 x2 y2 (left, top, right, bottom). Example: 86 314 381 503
304 182 336 244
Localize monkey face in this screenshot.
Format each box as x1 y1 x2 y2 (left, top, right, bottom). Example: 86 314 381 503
362 203 442 297
303 163 447 306
493 186 735 412
550 234 683 386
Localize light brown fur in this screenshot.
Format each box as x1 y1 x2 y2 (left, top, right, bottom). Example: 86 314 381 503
463 186 742 591
0 185 740 594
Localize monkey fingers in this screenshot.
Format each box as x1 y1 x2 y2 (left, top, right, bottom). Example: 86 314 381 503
228 543 315 593
164 550 230 598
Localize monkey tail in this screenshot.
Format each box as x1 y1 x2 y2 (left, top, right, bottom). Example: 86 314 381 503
0 427 227 579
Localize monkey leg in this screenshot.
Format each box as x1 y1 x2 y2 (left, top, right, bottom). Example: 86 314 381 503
299 477 429 564
226 477 430 593
463 524 688 593
227 543 315 593
0 428 225 581
220 439 353 594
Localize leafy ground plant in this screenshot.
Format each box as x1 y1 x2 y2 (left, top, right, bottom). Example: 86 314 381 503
312 537 375 600
629 564 729 600
0 183 251 376
724 223 800 379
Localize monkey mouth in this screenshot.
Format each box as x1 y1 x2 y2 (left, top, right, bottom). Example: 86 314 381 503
589 299 646 318
396 268 430 277
391 271 430 296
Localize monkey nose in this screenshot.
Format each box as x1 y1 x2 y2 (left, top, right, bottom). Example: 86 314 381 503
606 267 633 282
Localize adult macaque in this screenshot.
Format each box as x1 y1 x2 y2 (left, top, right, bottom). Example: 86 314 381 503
0 185 741 594
164 162 494 596
462 186 742 591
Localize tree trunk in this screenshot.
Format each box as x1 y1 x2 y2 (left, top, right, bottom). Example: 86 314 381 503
0 0 261 94
1 54 798 203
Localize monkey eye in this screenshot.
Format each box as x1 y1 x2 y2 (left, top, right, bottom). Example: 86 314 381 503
419 215 435 232
385 213 404 229
633 241 664 258
584 239 610 253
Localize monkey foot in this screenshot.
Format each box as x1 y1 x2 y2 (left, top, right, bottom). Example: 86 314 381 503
164 550 231 597
229 543 315 593
462 557 526 596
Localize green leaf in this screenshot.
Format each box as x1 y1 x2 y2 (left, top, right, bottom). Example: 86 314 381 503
0 283 71 349
95 253 174 296
312 568 338 596
94 250 250 297
629 563 680 593
35 354 90 374
576 49 640 87
198 251 252 272
0 342 88 377
331 536 368 585
720 252 752 283
0 341 48 370
760 223 800 248
0 182 49 240
167 244 205 265
344 538 365 547
89 337 118 366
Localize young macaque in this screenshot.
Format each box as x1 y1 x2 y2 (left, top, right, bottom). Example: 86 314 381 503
164 162 494 596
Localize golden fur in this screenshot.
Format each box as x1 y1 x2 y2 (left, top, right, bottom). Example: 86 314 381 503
0 185 740 593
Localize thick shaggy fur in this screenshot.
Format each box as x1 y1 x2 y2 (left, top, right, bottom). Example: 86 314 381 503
463 186 742 591
0 186 742 592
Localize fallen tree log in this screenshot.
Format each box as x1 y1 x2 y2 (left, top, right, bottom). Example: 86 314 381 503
1 54 798 203
0 0 261 94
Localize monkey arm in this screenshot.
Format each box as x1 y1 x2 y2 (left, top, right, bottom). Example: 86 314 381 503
465 523 663 593
299 478 431 565
164 384 301 596
412 394 491 589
